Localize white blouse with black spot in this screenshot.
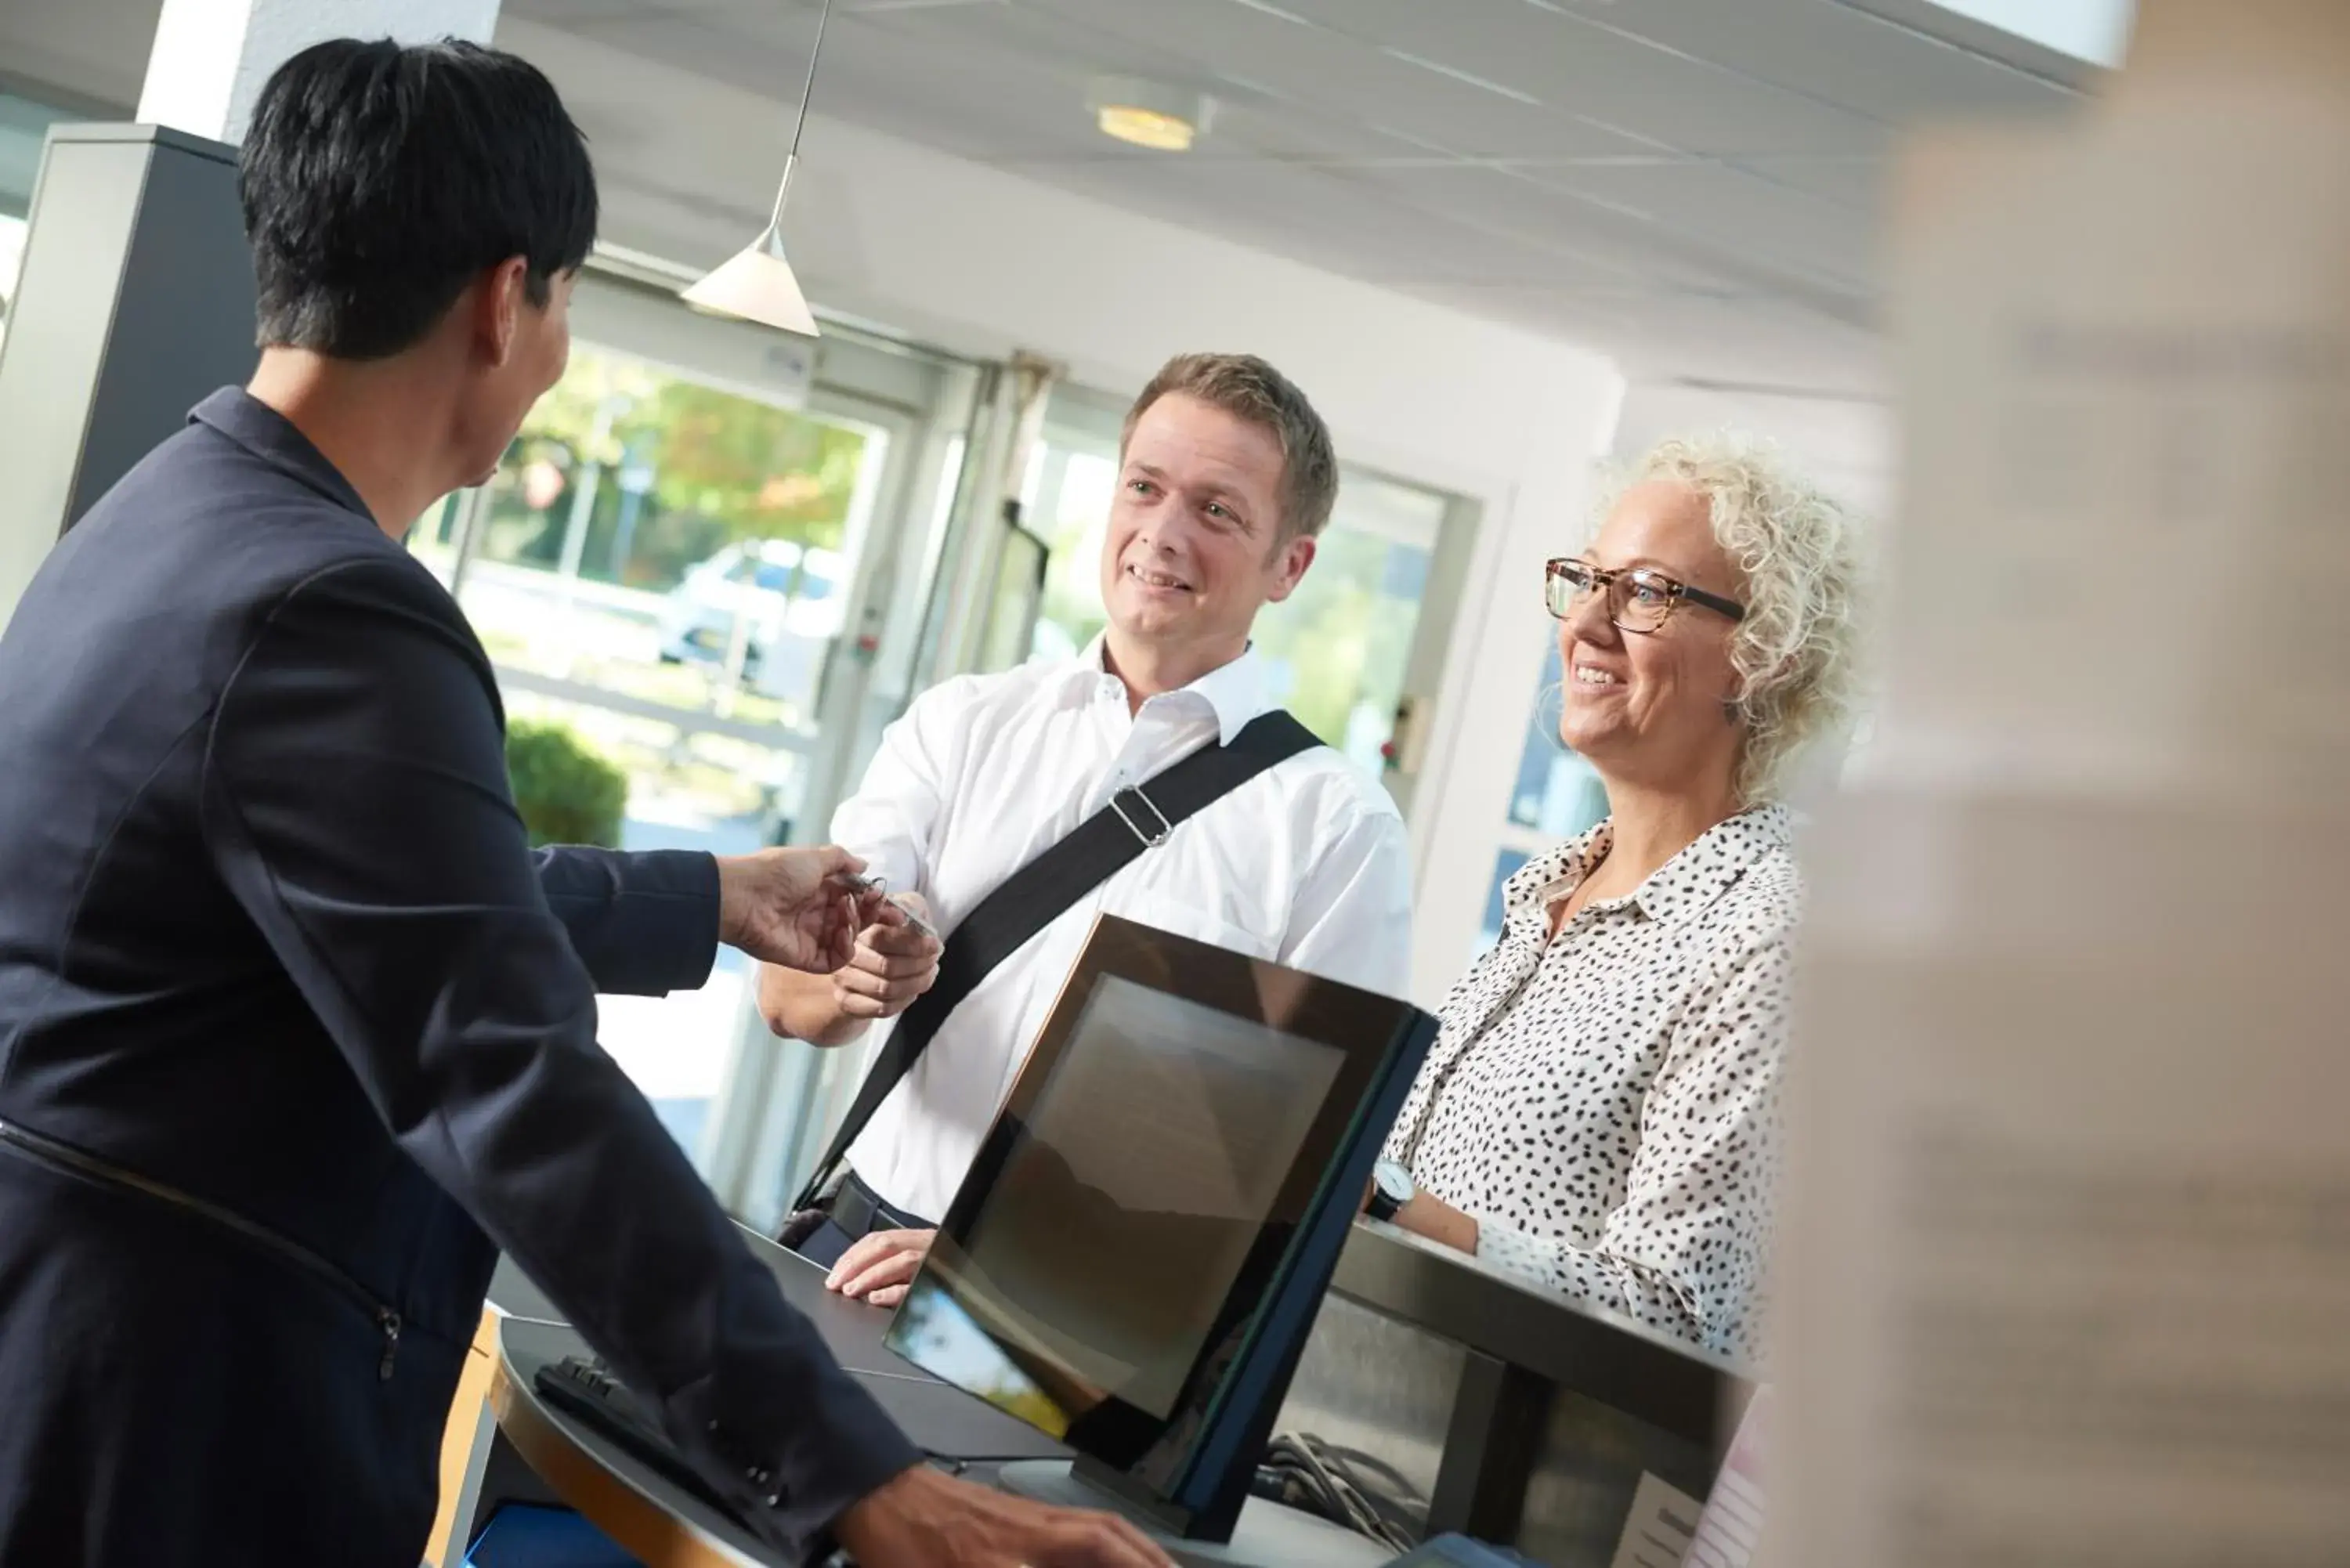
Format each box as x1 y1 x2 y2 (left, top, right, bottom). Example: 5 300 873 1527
1381 805 1797 1364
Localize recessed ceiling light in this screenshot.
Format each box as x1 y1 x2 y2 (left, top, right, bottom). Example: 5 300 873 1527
1097 104 1195 150
1087 78 1213 152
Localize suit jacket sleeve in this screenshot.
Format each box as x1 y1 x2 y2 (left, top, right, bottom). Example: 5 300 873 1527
199 558 917 1559
530 844 721 996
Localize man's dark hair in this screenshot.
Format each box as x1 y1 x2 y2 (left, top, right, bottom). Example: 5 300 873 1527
240 38 598 360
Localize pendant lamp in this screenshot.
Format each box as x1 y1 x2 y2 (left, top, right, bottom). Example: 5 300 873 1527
681 0 835 337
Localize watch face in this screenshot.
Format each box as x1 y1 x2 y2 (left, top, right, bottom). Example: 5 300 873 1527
1373 1159 1414 1206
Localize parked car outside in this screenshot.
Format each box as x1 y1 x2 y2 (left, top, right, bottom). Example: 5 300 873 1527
655 539 844 714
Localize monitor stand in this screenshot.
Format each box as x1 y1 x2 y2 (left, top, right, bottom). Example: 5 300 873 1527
997 1459 1394 1568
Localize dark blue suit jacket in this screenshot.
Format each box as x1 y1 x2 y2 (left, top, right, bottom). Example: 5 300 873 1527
0 390 916 1566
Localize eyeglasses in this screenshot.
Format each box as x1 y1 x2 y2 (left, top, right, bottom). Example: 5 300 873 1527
1545 558 1745 635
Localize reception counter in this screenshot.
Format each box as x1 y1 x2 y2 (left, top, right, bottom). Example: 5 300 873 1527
432 1221 1752 1567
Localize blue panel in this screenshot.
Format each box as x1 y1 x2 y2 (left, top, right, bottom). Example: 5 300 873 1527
466 1502 644 1568
1378 543 1432 602
1507 642 1566 829
1479 850 1532 953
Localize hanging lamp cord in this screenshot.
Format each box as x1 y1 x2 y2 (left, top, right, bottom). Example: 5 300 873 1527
787 0 837 161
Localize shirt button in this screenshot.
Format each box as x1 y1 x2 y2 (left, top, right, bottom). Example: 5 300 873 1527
747 1465 773 1487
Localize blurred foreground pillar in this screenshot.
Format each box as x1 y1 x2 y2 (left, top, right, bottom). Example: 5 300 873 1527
1781 2 2350 1563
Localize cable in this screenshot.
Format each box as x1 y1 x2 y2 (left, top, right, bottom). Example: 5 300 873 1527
1259 1433 1419 1552
1313 1441 1427 1546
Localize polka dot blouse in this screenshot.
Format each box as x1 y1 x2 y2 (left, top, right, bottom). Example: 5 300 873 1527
1382 805 1797 1364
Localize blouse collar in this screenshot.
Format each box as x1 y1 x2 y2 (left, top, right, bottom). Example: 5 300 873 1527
1502 803 1794 933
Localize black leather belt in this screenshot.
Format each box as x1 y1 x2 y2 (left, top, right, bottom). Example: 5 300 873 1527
827 1169 932 1241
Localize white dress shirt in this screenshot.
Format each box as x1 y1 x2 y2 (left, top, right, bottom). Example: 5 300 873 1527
831 641 1414 1222
1382 806 1797 1364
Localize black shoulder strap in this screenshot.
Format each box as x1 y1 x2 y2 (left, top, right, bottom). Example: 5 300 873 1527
793 708 1322 1214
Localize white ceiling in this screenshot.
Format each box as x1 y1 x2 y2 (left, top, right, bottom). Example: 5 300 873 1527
503 0 2100 404
1 0 2104 472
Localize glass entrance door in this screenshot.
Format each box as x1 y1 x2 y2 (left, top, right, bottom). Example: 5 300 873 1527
410 273 981 1166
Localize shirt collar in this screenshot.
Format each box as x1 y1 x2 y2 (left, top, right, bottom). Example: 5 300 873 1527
1503 804 1794 930
1065 635 1270 745
189 388 374 522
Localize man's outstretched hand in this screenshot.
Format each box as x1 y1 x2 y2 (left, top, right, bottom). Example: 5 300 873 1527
715 846 893 974
836 1463 1175 1568
825 1226 937 1310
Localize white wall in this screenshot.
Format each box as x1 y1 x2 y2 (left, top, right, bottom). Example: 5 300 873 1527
500 18 1626 1004
1610 379 1895 519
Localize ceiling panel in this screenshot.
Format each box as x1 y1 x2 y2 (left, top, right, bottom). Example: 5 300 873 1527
569 8 1096 161
1726 154 1885 211
1570 0 2088 119
1344 163 1732 291
1262 0 1892 157
1037 155 1622 288
1196 100 1434 166
508 0 710 21
1018 0 1655 160
511 0 2090 391
1521 161 1880 292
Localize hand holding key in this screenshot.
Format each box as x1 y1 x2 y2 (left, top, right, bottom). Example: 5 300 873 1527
830 881 942 1022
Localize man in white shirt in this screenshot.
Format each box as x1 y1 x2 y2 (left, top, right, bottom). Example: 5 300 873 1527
760 352 1413 1297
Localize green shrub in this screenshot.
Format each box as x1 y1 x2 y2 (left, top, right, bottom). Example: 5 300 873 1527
505 719 628 849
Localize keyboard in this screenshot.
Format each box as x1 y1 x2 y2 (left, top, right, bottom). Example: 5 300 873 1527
533 1354 752 1528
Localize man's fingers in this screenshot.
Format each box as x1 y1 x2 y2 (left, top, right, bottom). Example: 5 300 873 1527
812 845 865 880
1097 1513 1178 1568
825 1230 898 1288
834 966 932 1007
1037 1511 1177 1568
859 923 938 959
847 945 938 983
837 1248 921 1301
826 1228 931 1301
834 989 892 1020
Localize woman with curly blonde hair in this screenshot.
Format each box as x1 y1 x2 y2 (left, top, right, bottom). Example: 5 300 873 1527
1362 434 1866 1364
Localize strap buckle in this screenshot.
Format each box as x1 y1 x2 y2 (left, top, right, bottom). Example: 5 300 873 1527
1109 786 1173 849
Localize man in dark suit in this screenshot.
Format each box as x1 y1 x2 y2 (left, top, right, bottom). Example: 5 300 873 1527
0 38 1167 1568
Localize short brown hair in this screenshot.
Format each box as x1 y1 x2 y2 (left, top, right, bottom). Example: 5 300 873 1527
1122 352 1340 543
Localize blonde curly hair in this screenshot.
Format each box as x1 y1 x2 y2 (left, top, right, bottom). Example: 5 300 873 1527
1589 435 1868 806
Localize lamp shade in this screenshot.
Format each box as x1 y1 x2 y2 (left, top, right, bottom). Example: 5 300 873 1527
680 221 818 338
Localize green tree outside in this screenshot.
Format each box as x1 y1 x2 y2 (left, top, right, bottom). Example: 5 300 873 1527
482 345 871 593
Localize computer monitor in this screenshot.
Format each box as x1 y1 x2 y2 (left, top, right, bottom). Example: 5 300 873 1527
884 914 1439 1545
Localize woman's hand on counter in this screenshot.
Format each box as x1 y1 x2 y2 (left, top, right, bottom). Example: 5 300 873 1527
826 1227 937 1309
1393 1190 1481 1255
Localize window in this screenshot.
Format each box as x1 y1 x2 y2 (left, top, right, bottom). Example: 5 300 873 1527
411 337 904 1161
1920 0 2131 63
1508 641 1609 838
1475 638 1609 956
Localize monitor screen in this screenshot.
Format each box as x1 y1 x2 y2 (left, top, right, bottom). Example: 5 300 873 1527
885 915 1437 1530
933 974 1341 1422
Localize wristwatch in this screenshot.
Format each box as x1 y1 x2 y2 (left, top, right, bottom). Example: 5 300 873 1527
1365 1158 1415 1223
